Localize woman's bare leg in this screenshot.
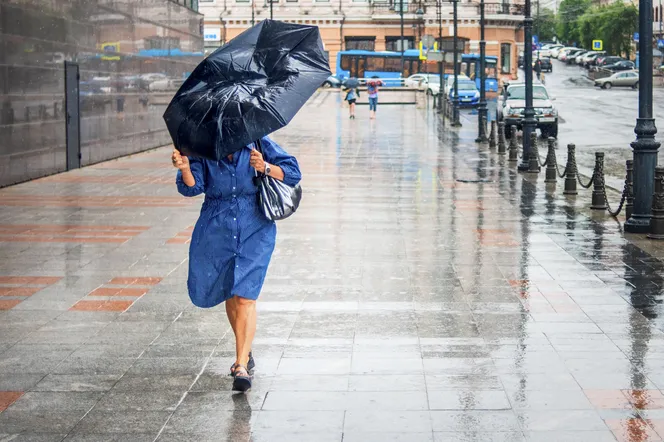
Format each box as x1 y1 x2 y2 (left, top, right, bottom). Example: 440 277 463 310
232 296 257 367
350 103 355 117
226 296 238 335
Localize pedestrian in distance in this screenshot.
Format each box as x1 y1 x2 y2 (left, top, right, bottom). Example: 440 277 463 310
343 81 359 119
367 78 383 120
171 138 301 392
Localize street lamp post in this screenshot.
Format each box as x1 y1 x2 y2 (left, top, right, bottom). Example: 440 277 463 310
625 0 660 233
437 0 444 113
452 0 461 126
400 0 405 74
475 0 488 142
270 0 273 19
518 0 536 171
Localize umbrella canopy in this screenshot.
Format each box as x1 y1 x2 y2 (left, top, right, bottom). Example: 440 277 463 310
163 20 331 160
343 78 359 89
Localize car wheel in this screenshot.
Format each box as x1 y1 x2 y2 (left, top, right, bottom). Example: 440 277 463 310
633 82 639 90
602 82 612 90
546 124 558 139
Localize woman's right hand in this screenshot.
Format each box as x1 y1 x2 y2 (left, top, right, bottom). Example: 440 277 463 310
172 149 190 171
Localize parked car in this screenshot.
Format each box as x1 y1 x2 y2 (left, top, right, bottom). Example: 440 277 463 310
552 46 574 58
449 79 480 107
138 73 168 91
594 70 639 89
405 73 440 89
443 74 471 95
560 48 583 62
594 56 623 70
148 77 184 91
533 57 553 73
322 75 342 88
518 52 525 68
571 51 588 64
581 51 605 67
603 60 636 72
497 82 558 138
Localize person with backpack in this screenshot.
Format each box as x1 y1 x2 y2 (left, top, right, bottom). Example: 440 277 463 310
343 81 360 119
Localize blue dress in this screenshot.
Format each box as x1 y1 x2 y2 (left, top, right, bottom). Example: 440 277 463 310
176 136 301 308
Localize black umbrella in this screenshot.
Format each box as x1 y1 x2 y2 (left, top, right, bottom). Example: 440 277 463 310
343 78 359 89
163 20 331 160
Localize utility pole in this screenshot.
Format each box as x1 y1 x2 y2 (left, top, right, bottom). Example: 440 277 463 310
518 0 536 171
452 0 461 126
270 0 273 19
476 0 488 142
625 0 660 232
400 0 405 74
251 0 255 25
536 0 540 62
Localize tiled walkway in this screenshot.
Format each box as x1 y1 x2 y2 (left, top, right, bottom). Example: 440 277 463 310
2 92 664 441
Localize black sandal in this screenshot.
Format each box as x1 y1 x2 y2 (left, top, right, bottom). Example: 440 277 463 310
230 351 255 375
232 364 252 392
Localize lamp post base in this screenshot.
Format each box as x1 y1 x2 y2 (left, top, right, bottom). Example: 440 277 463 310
625 215 651 233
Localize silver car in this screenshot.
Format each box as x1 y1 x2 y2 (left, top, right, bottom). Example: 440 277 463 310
594 70 639 89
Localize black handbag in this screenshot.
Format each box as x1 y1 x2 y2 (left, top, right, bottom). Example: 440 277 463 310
254 139 302 221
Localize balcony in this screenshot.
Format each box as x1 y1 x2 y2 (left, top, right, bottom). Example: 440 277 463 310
371 1 426 15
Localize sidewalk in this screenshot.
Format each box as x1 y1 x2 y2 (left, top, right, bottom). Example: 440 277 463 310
2 96 664 441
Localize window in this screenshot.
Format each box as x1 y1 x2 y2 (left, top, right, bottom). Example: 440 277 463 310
384 57 401 72
345 37 375 51
500 43 512 74
366 56 385 71
340 55 353 70
385 36 414 51
486 61 497 79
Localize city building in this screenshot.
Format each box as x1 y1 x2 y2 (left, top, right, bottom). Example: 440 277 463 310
0 0 204 187
200 0 525 81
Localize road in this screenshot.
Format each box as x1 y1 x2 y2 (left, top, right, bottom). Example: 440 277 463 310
536 59 664 189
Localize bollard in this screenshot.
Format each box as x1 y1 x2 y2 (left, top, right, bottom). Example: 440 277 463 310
563 144 578 195
497 122 506 155
647 167 664 239
626 160 634 221
528 132 541 173
590 152 607 210
545 137 557 183
508 126 518 162
489 121 497 149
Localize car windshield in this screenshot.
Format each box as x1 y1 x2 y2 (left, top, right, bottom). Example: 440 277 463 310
457 82 477 90
508 85 549 100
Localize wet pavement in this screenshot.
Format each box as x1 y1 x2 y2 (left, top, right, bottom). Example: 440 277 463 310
3 92 664 441
532 60 664 191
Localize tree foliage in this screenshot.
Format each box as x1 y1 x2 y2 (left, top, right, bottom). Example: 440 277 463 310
534 8 557 42
556 0 638 57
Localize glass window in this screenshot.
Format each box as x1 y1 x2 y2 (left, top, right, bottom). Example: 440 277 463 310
345 38 375 51
366 56 385 71
385 37 414 52
486 61 497 79
341 55 352 70
508 85 549 100
500 43 512 74
384 57 401 72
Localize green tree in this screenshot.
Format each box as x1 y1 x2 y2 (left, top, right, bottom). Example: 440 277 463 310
599 2 638 58
556 0 591 45
534 8 557 41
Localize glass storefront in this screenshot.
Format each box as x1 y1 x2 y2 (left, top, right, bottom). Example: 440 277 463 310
0 0 204 187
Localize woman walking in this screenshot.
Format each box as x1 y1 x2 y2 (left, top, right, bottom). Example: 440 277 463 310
343 81 359 119
172 137 301 392
367 79 382 120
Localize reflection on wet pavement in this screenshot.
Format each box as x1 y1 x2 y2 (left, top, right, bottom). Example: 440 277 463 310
2 91 664 440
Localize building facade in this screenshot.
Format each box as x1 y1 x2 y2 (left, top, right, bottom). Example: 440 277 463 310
0 0 204 187
200 0 525 80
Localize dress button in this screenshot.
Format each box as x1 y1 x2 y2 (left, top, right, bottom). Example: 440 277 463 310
234 218 237 221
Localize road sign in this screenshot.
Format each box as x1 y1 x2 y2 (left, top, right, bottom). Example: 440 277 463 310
634 32 640 42
533 35 539 45
592 40 603 51
422 35 436 48
419 41 439 60
427 52 444 62
658 39 664 48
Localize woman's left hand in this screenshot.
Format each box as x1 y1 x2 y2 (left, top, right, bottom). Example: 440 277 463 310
250 149 266 173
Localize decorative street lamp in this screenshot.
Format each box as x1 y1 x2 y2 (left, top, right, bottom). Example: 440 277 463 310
475 0 488 143
625 0 660 232
518 0 536 171
452 0 461 127
400 0 406 74
270 0 273 19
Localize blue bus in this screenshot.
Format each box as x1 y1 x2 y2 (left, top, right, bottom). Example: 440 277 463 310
335 50 499 92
